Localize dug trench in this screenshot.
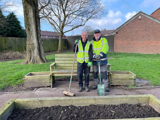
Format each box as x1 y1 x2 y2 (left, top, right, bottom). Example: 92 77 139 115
7 103 160 120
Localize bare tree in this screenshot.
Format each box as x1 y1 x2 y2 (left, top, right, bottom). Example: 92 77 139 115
22 0 50 64
0 0 12 27
83 25 94 35
40 0 105 51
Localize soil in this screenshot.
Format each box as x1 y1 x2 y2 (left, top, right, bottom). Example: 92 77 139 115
7 103 160 120
0 50 69 62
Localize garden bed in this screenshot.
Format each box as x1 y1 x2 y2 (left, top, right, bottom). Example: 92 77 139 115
1 95 160 120
7 103 160 120
111 71 136 86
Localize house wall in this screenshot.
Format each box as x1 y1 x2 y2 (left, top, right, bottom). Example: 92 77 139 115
114 15 160 54
41 35 59 39
151 8 160 21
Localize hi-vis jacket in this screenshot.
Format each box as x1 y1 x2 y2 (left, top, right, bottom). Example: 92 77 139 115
91 36 109 65
73 39 93 63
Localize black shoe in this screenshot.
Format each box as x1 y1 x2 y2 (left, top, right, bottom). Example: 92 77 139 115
105 88 110 92
78 87 83 92
92 85 97 90
85 87 90 92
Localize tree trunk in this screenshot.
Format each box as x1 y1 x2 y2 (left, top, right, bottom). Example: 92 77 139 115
57 32 63 52
22 0 47 64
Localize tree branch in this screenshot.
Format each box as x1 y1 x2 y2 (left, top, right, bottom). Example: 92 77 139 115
39 0 51 12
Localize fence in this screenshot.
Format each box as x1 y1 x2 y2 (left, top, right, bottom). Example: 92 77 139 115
0 37 68 52
0 36 114 53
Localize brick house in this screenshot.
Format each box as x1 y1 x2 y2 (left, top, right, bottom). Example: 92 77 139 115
101 29 114 36
112 7 160 54
41 31 66 39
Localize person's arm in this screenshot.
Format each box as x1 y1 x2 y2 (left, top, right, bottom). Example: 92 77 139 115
73 40 78 53
100 38 109 57
73 44 78 53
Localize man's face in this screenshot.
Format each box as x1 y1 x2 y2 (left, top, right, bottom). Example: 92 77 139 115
81 32 88 42
94 33 101 40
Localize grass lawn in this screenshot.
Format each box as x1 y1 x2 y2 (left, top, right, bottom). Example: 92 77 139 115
0 52 160 90
108 52 160 86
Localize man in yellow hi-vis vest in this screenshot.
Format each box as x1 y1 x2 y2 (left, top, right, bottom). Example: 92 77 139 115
73 31 93 92
91 29 110 92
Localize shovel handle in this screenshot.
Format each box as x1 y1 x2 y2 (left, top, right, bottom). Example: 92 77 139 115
97 61 102 85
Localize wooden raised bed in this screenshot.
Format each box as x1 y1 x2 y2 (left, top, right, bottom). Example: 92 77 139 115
111 71 136 86
24 71 53 88
1 95 160 120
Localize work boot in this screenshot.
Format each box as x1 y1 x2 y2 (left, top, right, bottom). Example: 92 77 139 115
85 86 90 92
92 85 97 90
105 87 110 92
78 87 83 92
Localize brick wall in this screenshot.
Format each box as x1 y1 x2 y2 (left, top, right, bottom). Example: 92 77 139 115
151 8 160 21
114 14 160 54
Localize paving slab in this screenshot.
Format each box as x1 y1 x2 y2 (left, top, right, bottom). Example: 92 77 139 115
1 81 160 109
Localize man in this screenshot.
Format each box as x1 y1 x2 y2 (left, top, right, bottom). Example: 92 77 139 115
73 31 93 92
91 29 110 92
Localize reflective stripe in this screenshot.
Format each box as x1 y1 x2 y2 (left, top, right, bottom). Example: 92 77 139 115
77 57 89 60
103 43 108 45
78 50 88 53
77 58 84 60
93 48 102 50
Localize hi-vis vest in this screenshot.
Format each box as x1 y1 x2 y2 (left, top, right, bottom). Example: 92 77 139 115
77 40 90 63
91 37 109 55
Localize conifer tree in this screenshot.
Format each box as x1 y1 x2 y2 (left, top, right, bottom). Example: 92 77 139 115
0 9 6 37
6 12 26 37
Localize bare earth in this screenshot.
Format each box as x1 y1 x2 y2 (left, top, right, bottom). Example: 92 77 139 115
7 103 160 120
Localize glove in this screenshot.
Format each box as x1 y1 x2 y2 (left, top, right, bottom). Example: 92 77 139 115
74 40 78 44
99 53 103 57
88 62 92 67
95 55 100 60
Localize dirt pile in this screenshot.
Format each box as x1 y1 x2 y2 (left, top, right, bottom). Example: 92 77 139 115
0 51 25 61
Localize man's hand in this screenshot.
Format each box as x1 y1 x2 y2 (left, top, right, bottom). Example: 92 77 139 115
95 55 100 60
93 54 101 60
88 62 92 67
74 40 78 44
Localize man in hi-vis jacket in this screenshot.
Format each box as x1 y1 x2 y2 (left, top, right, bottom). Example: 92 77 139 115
91 29 110 92
73 31 93 92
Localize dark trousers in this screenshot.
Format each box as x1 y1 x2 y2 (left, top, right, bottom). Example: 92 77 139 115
77 62 90 87
93 64 108 87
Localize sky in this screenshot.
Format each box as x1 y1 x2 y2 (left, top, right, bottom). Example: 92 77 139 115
2 0 160 36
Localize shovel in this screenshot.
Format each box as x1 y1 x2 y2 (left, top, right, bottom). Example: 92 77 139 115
93 58 108 96
97 60 105 96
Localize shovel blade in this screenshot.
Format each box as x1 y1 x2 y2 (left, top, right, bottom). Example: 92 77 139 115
97 84 105 96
